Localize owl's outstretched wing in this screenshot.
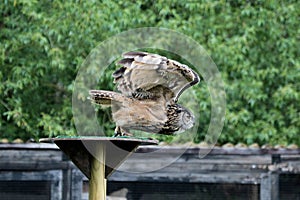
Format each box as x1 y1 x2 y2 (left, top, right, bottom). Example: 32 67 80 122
113 51 200 102
89 89 169 134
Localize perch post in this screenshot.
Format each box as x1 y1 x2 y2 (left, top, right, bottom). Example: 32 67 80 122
89 143 106 200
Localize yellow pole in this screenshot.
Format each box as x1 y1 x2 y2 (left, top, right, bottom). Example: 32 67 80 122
89 143 106 200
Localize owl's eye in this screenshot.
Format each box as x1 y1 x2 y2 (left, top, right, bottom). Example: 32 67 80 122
176 110 182 114
182 111 192 124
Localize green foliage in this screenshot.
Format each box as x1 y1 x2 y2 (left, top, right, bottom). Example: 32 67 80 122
1 1 299 145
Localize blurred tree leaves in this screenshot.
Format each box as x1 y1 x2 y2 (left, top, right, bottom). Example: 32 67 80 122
0 0 299 145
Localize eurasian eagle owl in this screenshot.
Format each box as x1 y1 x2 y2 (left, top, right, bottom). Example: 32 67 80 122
89 51 199 136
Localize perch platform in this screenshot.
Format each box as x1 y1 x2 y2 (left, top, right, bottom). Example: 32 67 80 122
40 136 157 200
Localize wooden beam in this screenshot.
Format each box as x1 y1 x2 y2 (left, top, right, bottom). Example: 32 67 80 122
260 172 279 200
89 143 106 200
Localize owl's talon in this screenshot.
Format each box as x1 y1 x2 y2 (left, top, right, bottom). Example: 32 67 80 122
122 132 133 137
113 126 122 137
113 132 133 137
113 132 121 137
113 127 133 137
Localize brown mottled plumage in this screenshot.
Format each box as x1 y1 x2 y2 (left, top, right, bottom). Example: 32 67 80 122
89 51 199 136
113 51 199 102
89 90 194 136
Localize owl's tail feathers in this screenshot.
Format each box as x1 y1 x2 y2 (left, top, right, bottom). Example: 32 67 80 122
89 90 126 106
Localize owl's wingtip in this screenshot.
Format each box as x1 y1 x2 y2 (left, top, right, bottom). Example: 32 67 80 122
191 69 200 85
122 51 148 58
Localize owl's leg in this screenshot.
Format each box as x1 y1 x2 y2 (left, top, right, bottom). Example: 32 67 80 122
113 126 133 137
113 126 122 137
121 127 133 136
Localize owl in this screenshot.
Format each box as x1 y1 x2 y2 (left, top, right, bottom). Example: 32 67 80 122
89 51 200 136
89 90 195 136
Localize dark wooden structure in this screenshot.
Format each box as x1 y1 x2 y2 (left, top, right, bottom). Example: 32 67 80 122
0 143 299 200
0 143 83 200
107 146 300 200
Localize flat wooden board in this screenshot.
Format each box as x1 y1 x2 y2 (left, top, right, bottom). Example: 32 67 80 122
40 137 157 179
136 146 300 155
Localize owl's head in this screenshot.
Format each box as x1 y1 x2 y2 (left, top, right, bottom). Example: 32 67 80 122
177 105 195 133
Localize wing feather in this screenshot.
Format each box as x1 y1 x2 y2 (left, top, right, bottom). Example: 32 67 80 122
89 90 128 105
114 51 199 102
